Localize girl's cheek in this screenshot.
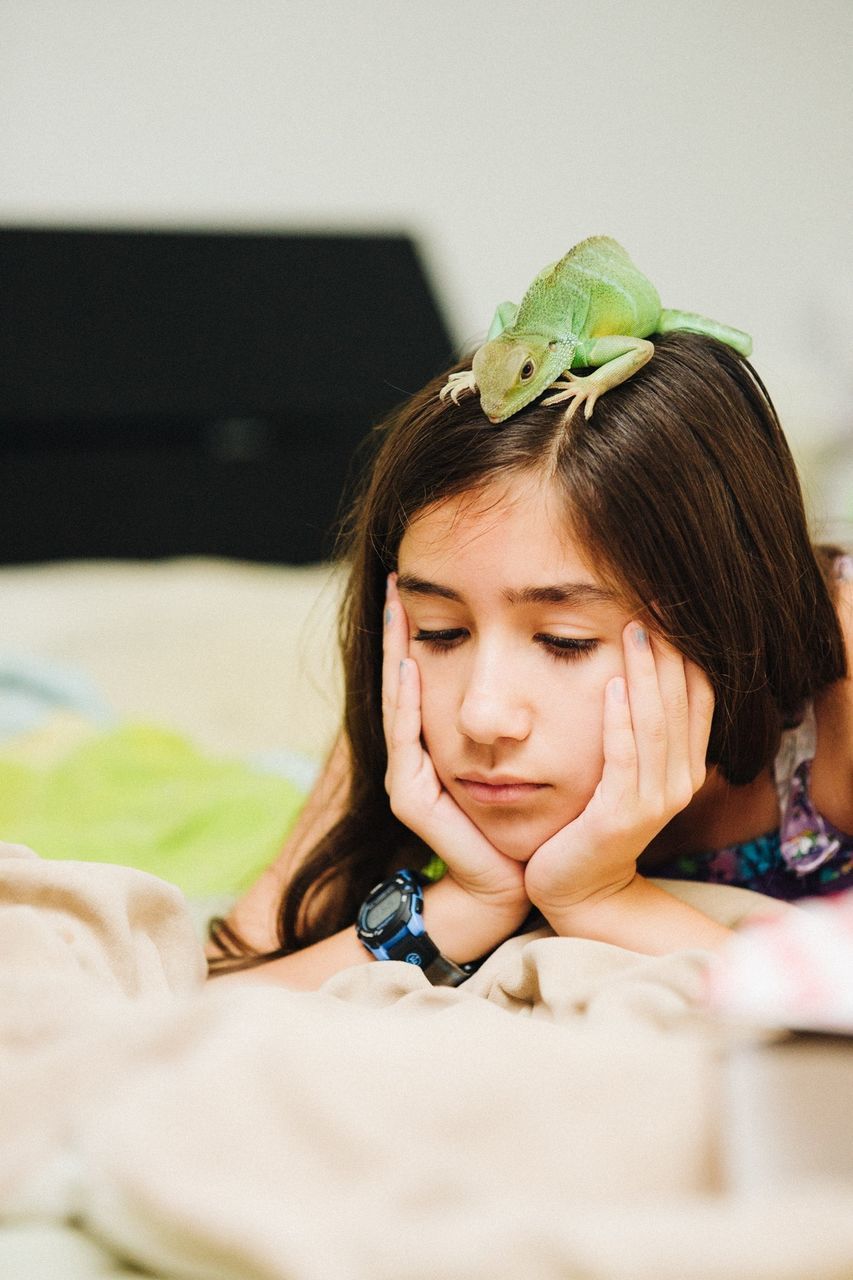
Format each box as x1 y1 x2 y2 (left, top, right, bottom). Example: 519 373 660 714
559 679 608 772
592 639 627 679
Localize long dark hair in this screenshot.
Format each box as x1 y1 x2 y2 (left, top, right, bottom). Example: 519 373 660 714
213 332 846 965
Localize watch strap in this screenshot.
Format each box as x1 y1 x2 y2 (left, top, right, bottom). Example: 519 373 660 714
376 929 439 969
422 951 480 987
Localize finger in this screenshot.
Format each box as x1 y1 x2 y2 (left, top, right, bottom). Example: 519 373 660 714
684 659 715 790
385 657 428 798
599 674 638 807
622 622 667 799
629 628 713 809
381 573 410 752
648 635 694 803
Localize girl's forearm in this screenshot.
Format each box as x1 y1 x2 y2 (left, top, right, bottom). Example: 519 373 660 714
540 875 732 954
211 875 529 991
213 925 370 990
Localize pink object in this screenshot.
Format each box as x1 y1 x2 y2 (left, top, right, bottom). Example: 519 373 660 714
709 889 853 1032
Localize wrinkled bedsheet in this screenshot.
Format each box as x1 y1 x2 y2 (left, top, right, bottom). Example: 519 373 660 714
2 842 853 1280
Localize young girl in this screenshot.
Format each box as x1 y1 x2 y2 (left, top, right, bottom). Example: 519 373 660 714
209 332 853 988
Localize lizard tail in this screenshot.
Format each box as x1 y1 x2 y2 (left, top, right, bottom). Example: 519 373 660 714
657 308 753 358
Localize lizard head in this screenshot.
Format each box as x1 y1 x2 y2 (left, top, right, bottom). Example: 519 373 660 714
472 333 573 424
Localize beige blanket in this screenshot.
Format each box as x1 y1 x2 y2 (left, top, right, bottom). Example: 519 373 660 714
2 843 852 1280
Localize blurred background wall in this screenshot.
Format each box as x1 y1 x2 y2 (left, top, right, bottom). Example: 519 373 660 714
1 0 850 539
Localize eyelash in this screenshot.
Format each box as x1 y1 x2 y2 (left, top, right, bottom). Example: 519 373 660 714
412 629 599 663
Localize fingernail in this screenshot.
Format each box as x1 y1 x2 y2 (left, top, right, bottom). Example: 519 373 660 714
399 659 408 679
384 605 392 627
632 624 648 649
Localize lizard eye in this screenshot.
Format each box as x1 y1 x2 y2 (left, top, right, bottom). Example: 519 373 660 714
520 360 535 382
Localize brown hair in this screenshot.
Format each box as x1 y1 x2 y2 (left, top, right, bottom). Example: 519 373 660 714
213 332 846 964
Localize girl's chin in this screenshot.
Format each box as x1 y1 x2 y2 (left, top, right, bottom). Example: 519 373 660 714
496 843 537 863
472 820 555 863
452 790 577 862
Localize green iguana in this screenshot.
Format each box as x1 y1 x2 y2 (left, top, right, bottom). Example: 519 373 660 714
440 235 752 424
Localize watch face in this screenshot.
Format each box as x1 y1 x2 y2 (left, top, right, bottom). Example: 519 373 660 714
363 885 403 932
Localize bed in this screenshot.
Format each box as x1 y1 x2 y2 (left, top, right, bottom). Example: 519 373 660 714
1 554 852 1280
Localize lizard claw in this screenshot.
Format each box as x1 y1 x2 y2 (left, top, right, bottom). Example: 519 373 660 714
541 373 600 423
439 369 478 405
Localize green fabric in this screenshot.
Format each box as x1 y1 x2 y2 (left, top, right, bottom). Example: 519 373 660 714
0 724 307 897
421 853 448 882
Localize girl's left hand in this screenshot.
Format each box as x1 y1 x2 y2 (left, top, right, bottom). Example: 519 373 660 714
524 623 714 920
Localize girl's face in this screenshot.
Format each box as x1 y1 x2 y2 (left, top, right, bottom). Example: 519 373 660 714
396 472 640 861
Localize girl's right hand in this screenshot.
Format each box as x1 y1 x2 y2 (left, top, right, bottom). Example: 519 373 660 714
382 575 528 918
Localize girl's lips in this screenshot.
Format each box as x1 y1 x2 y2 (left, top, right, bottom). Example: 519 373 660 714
456 778 548 806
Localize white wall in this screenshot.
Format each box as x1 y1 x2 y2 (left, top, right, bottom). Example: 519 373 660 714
2 0 851 524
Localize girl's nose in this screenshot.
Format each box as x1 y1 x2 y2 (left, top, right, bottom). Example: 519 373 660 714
456 666 532 745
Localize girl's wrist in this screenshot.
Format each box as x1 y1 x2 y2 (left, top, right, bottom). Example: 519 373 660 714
524 832 641 927
533 880 635 941
527 869 636 926
422 874 530 967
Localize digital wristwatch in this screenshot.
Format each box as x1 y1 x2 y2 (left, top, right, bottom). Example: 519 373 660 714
356 869 479 987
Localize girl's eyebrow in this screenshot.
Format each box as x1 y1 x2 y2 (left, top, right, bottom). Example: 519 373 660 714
507 583 618 607
396 574 617 608
396 573 462 602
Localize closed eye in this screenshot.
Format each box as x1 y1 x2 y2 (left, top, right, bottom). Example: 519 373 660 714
413 628 467 652
413 630 598 662
536 635 599 662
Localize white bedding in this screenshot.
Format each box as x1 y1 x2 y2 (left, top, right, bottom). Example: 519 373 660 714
4 842 852 1280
